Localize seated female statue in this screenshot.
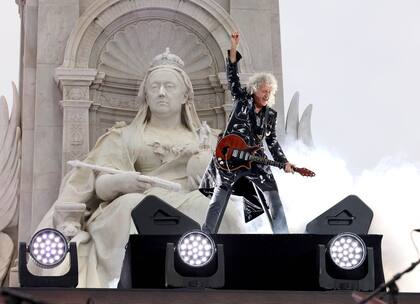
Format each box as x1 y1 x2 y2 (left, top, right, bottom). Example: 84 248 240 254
32 49 247 287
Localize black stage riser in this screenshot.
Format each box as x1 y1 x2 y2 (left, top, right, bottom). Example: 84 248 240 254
119 234 384 291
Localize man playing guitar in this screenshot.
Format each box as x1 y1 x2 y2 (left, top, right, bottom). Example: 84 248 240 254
199 32 313 234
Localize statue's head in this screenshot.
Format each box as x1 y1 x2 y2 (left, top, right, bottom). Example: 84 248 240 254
135 48 200 131
144 67 188 120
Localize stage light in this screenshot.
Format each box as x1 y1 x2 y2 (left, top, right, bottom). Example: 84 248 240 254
28 228 68 268
329 232 367 270
319 232 375 291
19 228 78 287
165 230 225 288
177 230 216 267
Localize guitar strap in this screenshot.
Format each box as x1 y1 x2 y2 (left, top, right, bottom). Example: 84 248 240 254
254 106 270 146
261 106 270 143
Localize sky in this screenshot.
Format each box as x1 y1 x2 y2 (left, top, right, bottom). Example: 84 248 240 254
277 0 420 291
1 1 419 173
0 0 419 291
279 0 420 174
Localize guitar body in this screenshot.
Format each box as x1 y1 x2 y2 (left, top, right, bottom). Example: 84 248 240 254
215 134 316 177
215 134 260 171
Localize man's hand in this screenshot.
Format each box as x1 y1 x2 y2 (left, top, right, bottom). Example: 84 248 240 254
284 162 295 173
230 31 239 63
231 31 239 48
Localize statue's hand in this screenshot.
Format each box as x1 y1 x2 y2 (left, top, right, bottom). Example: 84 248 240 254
96 172 152 201
180 142 200 157
115 172 152 194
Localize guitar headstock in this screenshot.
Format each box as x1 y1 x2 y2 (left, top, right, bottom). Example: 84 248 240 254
292 166 316 177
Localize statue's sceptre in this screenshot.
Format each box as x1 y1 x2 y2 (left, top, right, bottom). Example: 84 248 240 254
67 160 182 192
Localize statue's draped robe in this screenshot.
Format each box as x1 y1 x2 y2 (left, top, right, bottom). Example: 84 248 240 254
32 123 245 288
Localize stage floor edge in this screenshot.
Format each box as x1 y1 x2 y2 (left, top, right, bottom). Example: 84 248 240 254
2 288 420 304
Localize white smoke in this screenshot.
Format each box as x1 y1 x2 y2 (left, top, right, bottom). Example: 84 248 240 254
270 141 420 292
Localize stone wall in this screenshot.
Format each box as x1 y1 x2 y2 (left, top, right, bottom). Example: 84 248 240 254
17 0 284 242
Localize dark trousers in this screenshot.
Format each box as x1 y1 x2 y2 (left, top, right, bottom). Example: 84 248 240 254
202 183 289 234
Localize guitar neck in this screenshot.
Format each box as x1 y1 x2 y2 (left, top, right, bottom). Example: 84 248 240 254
248 155 315 177
249 155 282 169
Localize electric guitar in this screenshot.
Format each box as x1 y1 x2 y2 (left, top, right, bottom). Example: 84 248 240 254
215 134 315 177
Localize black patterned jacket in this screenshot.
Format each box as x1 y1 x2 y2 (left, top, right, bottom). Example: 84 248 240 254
199 51 288 222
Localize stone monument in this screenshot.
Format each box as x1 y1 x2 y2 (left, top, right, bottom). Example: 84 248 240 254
2 0 313 287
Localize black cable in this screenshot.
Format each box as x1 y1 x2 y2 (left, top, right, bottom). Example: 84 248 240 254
358 229 420 304
410 229 420 258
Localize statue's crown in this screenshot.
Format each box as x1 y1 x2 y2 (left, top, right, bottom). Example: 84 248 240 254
151 47 184 69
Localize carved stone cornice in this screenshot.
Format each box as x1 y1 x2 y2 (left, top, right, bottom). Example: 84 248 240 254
217 72 254 89
54 67 98 92
208 75 222 90
59 99 93 110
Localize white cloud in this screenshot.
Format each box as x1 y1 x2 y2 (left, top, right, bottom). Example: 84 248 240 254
276 142 420 292
279 2 420 288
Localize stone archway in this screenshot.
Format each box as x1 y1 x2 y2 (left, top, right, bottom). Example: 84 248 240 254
62 0 253 71
55 0 255 173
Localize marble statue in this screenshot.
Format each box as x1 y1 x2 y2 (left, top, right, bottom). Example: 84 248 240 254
0 83 21 284
31 49 246 288
199 120 211 150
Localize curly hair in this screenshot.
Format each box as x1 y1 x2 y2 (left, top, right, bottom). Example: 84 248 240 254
246 73 278 107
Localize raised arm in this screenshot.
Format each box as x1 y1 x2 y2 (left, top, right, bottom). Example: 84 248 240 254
226 32 247 100
229 31 239 63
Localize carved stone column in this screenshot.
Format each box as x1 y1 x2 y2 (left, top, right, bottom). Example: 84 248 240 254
217 72 253 123
55 68 97 175
216 72 231 123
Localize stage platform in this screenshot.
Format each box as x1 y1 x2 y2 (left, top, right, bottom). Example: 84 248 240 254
2 288 420 304
5 234 417 303
120 234 385 290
